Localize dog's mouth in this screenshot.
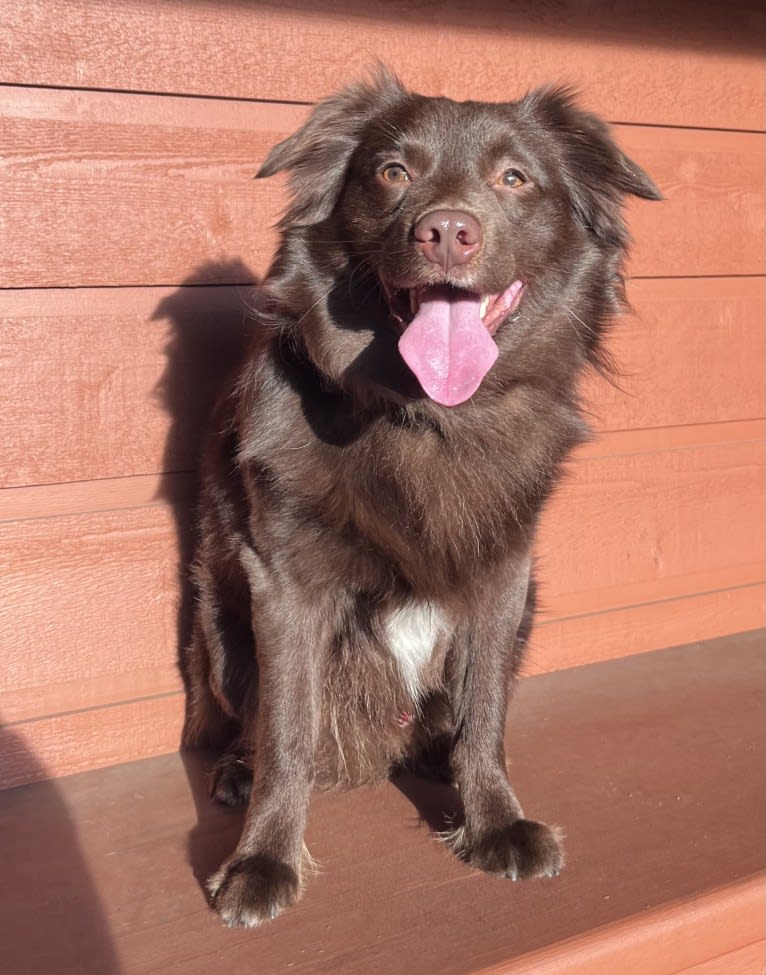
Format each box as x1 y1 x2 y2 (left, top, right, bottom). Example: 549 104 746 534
381 281 525 407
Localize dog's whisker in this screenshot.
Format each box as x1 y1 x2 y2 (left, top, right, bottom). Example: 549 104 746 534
292 286 338 331
563 305 599 339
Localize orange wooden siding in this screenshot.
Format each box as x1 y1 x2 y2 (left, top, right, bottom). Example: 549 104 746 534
1 0 763 130
0 0 763 786
1 88 764 288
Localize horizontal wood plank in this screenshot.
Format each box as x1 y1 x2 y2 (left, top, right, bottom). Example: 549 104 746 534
584 422 766 460
674 942 765 975
0 87 293 288
530 587 765 674
484 881 765 975
537 440 766 616
1 438 762 724
536 559 764 622
0 0 763 130
624 126 765 279
0 504 185 722
1 277 763 490
0 284 254 488
2 420 764 525
582 277 766 435
0 472 193 523
0 87 763 288
0 693 183 789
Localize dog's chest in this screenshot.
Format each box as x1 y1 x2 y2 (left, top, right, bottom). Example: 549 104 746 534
382 602 449 701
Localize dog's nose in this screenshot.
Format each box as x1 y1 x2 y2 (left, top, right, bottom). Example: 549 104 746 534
413 210 482 270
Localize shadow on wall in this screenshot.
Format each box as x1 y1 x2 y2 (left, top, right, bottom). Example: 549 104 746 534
248 0 763 53
0 724 121 975
182 748 247 896
151 261 259 703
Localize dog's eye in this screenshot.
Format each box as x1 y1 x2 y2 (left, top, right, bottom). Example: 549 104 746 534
380 164 411 185
499 169 527 188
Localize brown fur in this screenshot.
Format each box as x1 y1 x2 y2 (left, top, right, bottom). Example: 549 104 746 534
182 69 660 926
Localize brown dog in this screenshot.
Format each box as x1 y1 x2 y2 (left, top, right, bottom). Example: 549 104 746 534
182 69 660 927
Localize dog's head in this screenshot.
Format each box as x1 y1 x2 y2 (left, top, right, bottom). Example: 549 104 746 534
257 70 661 408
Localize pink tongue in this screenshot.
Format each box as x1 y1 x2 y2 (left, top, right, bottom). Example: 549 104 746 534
398 288 498 406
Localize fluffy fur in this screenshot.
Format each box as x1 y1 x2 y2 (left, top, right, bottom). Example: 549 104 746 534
182 69 660 927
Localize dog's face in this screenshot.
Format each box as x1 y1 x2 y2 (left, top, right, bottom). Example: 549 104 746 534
258 72 660 408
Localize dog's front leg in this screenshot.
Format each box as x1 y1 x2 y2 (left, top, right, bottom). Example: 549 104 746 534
207 553 331 927
448 558 563 881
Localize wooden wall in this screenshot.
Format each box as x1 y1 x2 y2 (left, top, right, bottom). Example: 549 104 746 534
1 0 764 787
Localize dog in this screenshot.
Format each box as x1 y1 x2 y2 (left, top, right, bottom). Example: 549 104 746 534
182 69 661 927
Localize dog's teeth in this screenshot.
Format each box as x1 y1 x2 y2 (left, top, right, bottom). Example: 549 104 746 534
480 296 490 318
409 289 419 315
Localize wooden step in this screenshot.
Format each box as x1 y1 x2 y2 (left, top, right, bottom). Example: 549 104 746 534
1 631 763 975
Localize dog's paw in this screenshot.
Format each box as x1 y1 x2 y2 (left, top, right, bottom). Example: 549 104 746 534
211 753 253 807
450 818 564 880
207 855 300 927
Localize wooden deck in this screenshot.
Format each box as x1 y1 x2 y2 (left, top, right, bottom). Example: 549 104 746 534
2 631 763 975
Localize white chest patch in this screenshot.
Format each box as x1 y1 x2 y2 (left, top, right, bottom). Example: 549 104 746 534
383 602 447 702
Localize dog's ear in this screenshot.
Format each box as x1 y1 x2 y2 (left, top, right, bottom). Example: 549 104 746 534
521 86 662 246
257 67 408 228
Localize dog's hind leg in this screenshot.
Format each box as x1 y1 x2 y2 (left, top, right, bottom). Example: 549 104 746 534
181 619 235 752
209 676 260 808
399 691 455 783
181 558 256 754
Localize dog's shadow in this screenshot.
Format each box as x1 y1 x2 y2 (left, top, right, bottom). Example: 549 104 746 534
391 771 464 835
153 261 255 891
181 750 246 889
152 260 258 692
